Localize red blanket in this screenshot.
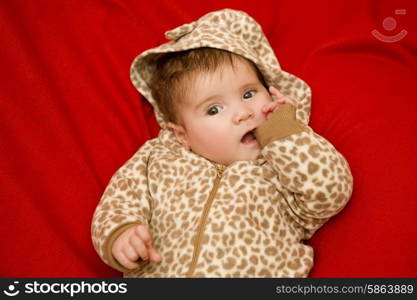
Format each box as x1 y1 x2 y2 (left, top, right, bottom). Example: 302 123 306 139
1 0 416 277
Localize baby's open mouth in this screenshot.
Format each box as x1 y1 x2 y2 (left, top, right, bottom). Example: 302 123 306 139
241 129 257 144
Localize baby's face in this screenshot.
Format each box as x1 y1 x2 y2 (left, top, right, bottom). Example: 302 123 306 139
169 59 272 166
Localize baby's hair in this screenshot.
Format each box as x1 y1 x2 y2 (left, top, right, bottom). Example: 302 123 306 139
149 47 268 124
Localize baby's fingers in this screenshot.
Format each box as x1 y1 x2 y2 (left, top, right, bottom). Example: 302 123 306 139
148 246 162 262
134 225 152 245
262 101 278 115
269 86 285 100
269 86 294 104
134 225 162 262
115 251 139 270
128 234 149 261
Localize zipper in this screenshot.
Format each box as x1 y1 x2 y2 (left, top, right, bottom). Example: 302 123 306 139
186 164 224 277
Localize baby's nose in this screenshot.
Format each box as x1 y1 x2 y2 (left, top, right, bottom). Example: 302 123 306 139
233 107 254 124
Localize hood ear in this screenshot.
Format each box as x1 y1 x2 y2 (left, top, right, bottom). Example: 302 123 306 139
167 122 190 150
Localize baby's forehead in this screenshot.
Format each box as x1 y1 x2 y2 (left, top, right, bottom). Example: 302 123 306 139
187 58 258 87
182 59 261 103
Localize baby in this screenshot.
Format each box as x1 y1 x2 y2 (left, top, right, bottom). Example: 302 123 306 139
92 9 353 278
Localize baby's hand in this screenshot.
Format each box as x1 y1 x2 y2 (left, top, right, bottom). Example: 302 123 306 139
112 224 162 270
262 86 295 119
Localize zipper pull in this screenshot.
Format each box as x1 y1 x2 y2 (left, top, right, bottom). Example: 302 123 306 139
215 165 224 178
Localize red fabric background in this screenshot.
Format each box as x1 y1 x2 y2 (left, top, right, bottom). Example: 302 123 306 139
1 0 416 277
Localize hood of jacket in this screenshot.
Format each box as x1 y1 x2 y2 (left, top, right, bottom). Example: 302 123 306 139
130 9 312 128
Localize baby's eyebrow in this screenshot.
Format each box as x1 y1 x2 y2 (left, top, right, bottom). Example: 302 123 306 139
240 82 261 91
195 94 221 110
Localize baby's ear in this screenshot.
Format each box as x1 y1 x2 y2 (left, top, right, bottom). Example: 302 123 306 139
167 122 190 150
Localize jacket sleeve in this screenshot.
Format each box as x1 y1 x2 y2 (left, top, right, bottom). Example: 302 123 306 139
255 104 353 238
91 139 157 272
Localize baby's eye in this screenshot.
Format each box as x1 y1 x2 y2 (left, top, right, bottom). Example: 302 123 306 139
243 90 256 100
206 105 222 116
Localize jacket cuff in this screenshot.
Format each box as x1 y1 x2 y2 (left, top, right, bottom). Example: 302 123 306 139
255 103 307 148
103 222 144 273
